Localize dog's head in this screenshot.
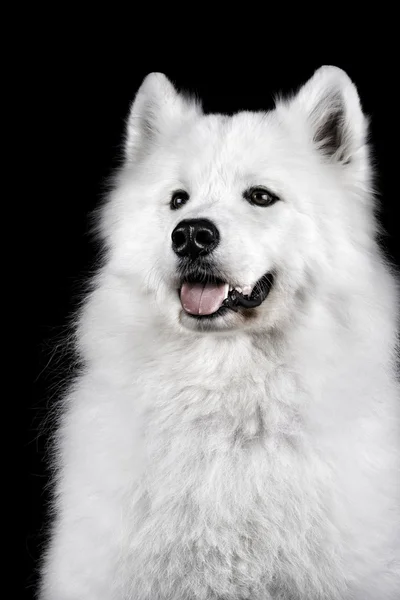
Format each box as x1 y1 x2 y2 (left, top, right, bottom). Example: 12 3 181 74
101 67 371 334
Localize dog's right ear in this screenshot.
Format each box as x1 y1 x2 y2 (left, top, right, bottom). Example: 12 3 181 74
287 66 368 166
125 73 200 163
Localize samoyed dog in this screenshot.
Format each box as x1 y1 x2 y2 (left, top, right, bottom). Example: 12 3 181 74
40 67 400 599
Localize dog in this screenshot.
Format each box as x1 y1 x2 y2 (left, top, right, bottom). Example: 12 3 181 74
39 66 400 599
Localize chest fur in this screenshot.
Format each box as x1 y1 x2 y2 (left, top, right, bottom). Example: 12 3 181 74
124 369 344 598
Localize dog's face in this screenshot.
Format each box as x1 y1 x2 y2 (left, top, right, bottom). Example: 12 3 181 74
102 68 369 334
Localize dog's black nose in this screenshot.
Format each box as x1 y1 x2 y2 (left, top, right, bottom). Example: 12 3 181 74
171 219 220 259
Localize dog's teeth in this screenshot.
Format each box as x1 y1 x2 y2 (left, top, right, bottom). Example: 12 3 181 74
229 285 233 292
242 285 252 296
223 283 229 298
235 287 242 294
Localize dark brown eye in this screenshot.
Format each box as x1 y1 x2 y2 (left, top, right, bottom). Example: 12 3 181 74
170 190 189 210
244 187 279 207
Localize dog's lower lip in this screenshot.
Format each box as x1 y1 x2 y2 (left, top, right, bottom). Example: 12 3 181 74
184 305 230 320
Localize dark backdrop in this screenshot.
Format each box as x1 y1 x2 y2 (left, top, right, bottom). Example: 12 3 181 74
26 45 399 598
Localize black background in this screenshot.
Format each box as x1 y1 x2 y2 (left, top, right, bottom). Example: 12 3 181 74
26 41 399 598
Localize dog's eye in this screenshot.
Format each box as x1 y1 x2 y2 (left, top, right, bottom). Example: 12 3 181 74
170 190 190 210
244 187 279 207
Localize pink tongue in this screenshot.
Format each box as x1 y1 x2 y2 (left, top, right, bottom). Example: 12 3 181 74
180 282 227 315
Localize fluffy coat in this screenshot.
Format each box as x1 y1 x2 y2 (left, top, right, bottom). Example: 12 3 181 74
40 67 400 599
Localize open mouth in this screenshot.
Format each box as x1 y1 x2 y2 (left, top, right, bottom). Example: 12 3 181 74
178 270 274 319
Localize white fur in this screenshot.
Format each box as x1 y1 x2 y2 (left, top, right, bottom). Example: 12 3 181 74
39 67 400 599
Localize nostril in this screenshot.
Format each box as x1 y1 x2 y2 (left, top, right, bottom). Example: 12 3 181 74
172 229 186 248
196 229 214 246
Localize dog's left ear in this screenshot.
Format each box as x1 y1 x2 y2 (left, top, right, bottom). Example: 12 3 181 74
291 66 368 164
125 73 200 163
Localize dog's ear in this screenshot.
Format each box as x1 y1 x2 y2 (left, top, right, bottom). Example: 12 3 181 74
125 73 200 163
290 66 368 165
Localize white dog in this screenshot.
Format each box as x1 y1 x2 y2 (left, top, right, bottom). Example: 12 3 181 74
39 67 400 599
